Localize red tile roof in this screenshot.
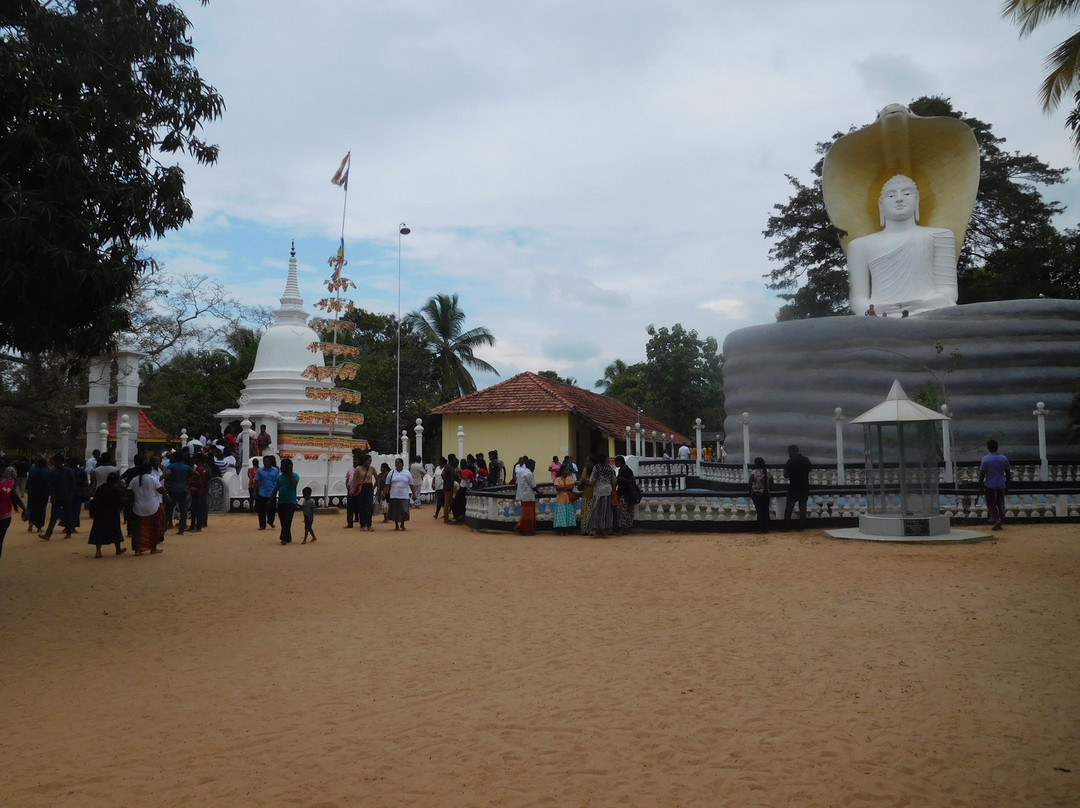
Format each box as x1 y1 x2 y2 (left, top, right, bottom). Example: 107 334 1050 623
431 372 690 443
106 410 170 442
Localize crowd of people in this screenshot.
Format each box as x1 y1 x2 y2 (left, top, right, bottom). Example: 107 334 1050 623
501 452 641 538
1 425 258 559
0 431 1015 559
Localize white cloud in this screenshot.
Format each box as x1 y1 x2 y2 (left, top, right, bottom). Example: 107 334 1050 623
153 0 1079 398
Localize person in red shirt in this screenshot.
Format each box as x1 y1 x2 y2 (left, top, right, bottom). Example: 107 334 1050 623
0 466 25 560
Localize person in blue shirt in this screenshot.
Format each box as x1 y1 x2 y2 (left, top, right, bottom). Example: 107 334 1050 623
979 439 1011 531
164 451 193 535
272 458 299 544
254 455 279 530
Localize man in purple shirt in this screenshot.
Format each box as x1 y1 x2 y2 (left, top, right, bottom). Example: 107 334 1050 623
978 439 1011 531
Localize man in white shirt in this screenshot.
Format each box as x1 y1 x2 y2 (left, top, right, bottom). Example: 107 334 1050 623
678 444 691 461
409 456 425 507
85 449 100 483
432 458 445 519
514 458 537 535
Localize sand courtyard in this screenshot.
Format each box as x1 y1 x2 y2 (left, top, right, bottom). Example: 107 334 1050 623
1 510 1077 807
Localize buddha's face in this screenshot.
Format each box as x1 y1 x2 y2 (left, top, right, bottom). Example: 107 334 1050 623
879 176 919 223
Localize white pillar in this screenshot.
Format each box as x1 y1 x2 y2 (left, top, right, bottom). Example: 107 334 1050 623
651 430 657 458
117 414 132 473
83 357 111 463
457 425 465 459
834 407 846 486
625 426 632 456
401 431 409 462
741 412 751 483
634 421 642 457
414 418 424 462
940 405 954 484
694 418 703 478
98 422 109 456
1034 401 1049 482
240 417 253 472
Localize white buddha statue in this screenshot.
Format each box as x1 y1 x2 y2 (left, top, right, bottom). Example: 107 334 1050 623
846 174 958 317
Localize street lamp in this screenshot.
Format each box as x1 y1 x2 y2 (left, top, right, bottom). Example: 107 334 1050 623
396 222 410 455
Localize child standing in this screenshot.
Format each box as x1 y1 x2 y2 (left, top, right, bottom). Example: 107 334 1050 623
301 486 317 544
748 457 772 534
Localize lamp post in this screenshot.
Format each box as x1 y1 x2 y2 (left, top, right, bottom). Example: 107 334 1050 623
396 222 410 453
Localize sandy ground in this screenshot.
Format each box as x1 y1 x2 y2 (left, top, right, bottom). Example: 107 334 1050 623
1 508 1078 808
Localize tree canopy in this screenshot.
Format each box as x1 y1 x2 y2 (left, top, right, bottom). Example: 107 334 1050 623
403 293 497 402
138 325 260 441
0 0 223 357
598 324 724 435
763 96 1076 320
1003 0 1080 158
334 308 442 454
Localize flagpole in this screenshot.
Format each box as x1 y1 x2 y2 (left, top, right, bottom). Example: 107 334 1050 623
325 151 350 505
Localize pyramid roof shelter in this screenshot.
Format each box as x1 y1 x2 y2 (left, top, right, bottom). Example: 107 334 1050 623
850 380 951 425
430 372 690 463
106 410 170 443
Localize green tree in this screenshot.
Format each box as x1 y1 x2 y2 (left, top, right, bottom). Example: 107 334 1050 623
594 359 630 392
642 324 724 434
335 308 441 454
0 351 85 456
538 370 577 386
601 361 650 413
763 96 1072 319
139 326 260 440
0 0 223 358
403 293 498 402
1003 0 1080 157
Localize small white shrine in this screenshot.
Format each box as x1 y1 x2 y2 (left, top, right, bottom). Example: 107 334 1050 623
828 380 986 543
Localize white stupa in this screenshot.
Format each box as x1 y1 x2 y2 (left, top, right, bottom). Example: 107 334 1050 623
216 244 369 501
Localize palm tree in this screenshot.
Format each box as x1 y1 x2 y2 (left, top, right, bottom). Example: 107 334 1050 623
1003 0 1080 154
594 359 629 392
404 293 498 400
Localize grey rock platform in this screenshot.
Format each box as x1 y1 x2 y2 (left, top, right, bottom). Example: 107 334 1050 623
721 299 1080 465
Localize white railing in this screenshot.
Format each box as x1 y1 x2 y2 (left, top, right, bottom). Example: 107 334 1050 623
463 489 1080 526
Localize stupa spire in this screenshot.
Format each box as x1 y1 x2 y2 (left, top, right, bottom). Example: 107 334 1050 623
275 241 309 326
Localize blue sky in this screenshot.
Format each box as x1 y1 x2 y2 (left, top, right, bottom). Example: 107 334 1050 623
156 0 1080 394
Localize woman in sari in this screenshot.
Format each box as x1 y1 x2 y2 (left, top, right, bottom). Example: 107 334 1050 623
613 455 638 535
578 456 595 535
384 458 416 531
585 454 615 537
128 460 164 555
88 471 127 558
552 464 577 536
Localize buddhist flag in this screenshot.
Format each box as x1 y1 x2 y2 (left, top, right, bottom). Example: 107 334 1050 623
330 152 350 190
